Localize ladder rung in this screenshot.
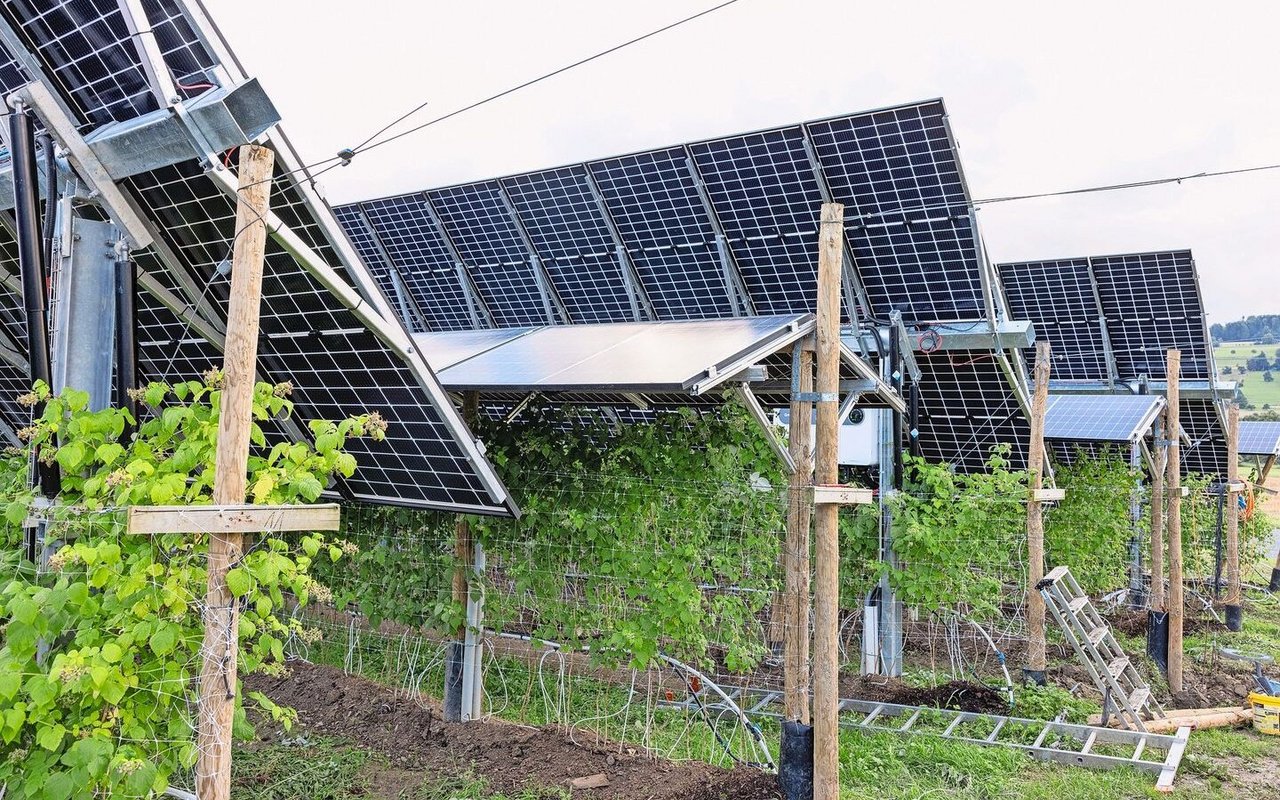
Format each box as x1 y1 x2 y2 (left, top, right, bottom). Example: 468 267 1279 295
1132 736 1147 761
1081 729 1098 754
1087 626 1109 646
1108 656 1130 678
1129 688 1151 709
1068 596 1091 613
1042 566 1070 584
985 718 1007 742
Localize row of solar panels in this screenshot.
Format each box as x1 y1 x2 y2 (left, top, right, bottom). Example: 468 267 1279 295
0 0 1245 500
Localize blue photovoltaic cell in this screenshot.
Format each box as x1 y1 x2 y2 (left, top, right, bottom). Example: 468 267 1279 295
1239 421 1280 457
426 181 553 327
807 105 983 322
998 258 1110 381
587 148 734 320
689 127 824 317
500 167 634 323
1044 394 1161 442
356 195 476 332
1091 251 1211 381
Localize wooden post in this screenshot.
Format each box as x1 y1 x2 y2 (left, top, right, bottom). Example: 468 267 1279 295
812 202 843 800
1026 341 1051 676
1165 350 1184 694
1224 403 1242 630
1150 410 1167 613
784 338 814 723
197 144 275 800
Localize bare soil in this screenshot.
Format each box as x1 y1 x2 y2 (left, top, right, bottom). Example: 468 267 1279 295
838 674 1009 714
244 661 781 800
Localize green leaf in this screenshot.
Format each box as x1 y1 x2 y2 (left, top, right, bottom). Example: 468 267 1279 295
94 442 124 466
143 382 167 407
226 567 253 598
41 770 75 800
55 441 85 471
0 672 18 701
4 499 28 525
100 642 123 663
295 474 324 501
37 723 66 751
149 626 177 657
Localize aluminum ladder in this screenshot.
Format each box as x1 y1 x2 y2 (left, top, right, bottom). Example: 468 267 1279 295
1038 565 1164 731
657 687 1190 791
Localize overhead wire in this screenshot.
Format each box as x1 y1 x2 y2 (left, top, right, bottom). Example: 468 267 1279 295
266 0 747 188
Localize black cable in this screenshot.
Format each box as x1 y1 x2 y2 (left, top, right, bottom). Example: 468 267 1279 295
974 162 1280 205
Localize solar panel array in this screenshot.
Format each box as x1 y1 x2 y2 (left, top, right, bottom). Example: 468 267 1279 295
336 101 1039 470
336 99 987 331
0 0 515 514
1238 421 1280 457
998 250 1213 382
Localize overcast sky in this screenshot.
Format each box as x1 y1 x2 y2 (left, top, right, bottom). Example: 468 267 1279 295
212 0 1280 324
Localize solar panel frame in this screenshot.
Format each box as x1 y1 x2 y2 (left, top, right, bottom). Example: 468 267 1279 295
913 351 1030 472
997 258 1111 382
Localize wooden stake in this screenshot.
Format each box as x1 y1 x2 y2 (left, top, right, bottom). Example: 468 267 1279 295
1224 403 1241 610
1026 341 1051 674
783 338 814 724
1150 409 1167 613
812 202 843 800
197 144 275 800
1165 349 1184 694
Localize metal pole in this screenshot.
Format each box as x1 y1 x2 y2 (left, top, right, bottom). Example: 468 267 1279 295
11 102 58 564
877 333 902 677
1127 441 1145 608
1212 487 1224 599
114 245 139 423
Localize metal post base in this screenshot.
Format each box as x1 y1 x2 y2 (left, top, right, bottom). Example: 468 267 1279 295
1224 604 1242 632
779 721 814 800
443 640 464 722
1147 611 1169 673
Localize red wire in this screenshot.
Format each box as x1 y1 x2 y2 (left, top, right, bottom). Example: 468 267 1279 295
176 80 216 92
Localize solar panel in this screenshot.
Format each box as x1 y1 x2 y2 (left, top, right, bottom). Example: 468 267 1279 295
418 314 809 394
913 352 1029 472
1178 398 1228 477
1044 394 1162 442
1238 420 1280 457
0 0 516 514
996 251 1214 383
334 99 988 331
997 259 1110 381
1090 251 1212 381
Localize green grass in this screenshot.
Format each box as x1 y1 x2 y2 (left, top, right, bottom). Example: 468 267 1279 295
1215 342 1280 414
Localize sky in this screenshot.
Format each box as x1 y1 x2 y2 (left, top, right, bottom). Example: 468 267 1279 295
210 0 1280 325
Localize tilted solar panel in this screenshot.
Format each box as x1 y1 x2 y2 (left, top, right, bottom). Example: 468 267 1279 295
913 352 1029 472
1044 394 1162 442
335 99 988 331
997 258 1110 381
0 0 515 514
1090 250 1211 381
1178 398 1228 477
1238 421 1280 457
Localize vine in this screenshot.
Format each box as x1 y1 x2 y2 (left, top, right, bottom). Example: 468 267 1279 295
0 378 378 798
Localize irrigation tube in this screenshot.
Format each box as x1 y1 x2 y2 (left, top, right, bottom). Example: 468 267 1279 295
490 631 775 771
952 614 1014 707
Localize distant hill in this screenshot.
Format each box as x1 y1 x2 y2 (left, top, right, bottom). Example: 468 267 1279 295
1211 314 1280 343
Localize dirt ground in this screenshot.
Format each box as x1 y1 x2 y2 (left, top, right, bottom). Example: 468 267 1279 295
244 661 781 800
838 675 1009 714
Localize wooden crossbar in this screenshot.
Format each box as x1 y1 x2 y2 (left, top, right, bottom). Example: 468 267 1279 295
127 503 340 535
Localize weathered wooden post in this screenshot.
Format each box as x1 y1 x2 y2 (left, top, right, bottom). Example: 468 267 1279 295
1224 403 1242 631
1025 340 1051 684
812 202 843 800
1166 349 1184 694
784 338 814 724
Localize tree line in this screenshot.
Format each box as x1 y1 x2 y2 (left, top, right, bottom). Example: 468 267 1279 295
1211 314 1280 344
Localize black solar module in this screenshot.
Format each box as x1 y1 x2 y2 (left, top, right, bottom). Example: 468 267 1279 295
335 99 987 331
998 258 1111 382
913 352 1029 472
0 0 516 514
1179 398 1228 477
1091 251 1212 381
997 250 1213 383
